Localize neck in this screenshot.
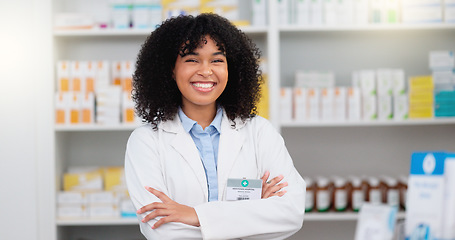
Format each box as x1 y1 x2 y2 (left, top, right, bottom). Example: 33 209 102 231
181 104 217 129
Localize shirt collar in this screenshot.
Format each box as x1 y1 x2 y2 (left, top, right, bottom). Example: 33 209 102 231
178 107 223 133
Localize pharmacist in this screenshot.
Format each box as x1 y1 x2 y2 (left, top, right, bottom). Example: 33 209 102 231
125 13 306 239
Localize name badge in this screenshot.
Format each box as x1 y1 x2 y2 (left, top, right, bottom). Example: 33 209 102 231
226 178 262 201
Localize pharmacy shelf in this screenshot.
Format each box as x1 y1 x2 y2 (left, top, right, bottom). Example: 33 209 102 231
57 217 138 226
55 124 143 132
305 211 405 221
279 23 455 32
281 117 455 128
53 25 268 37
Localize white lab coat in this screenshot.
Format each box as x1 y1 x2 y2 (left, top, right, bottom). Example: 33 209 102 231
125 110 306 240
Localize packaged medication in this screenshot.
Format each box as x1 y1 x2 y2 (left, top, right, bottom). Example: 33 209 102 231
295 0 310 25
304 177 315 212
367 177 382 204
122 92 142 124
88 204 119 218
323 0 338 25
84 61 96 93
63 167 103 191
57 61 71 92
402 5 443 24
121 61 134 93
358 70 376 95
377 95 392 120
280 88 293 123
69 93 82 124
95 60 111 90
88 191 117 204
353 0 369 25
70 61 83 93
362 94 377 120
309 0 323 25
376 69 393 96
381 176 399 207
111 0 131 29
132 0 151 29
320 88 334 121
393 94 408 120
112 61 123 86
384 0 399 23
369 0 385 23
121 198 137 217
58 205 87 218
80 92 95 124
391 69 405 95
57 191 86 205
347 87 361 121
445 4 455 23
332 177 348 211
252 0 267 26
293 87 308 122
97 86 122 123
355 203 398 240
307 88 320 122
349 176 365 212
315 177 331 212
278 0 290 25
55 92 70 125
333 87 347 121
337 0 354 25
406 152 446 240
429 51 455 71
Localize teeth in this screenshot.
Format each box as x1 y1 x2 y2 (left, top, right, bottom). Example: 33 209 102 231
192 83 214 88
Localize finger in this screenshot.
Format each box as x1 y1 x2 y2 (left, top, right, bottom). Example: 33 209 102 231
261 171 270 185
152 216 172 229
145 186 173 203
270 190 287 197
267 174 284 186
264 182 288 197
142 209 169 223
137 202 166 214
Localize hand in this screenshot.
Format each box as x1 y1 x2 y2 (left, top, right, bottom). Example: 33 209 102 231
137 186 200 229
261 171 288 199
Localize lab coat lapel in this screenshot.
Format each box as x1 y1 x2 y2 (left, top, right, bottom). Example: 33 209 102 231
164 117 209 201
217 114 246 200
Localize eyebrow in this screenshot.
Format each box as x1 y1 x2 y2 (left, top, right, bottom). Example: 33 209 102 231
181 51 226 57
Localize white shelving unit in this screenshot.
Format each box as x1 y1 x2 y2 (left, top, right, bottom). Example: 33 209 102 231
44 1 455 240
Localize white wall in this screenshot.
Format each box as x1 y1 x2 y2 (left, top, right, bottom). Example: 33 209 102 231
0 1 52 239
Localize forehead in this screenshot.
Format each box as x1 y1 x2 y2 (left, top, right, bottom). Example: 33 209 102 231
179 35 225 55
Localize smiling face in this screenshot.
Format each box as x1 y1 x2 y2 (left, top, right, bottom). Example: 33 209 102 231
173 35 228 114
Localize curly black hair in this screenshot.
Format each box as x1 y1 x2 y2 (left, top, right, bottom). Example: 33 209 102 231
133 13 262 128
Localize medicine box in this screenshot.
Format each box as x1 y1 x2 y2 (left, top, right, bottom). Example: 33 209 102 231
393 94 408 120
307 88 320 122
359 70 376 95
252 0 267 26
310 0 323 25
338 0 354 26
80 92 95 124
353 0 369 25
348 87 361 121
295 0 310 25
445 5 455 23
321 88 334 121
334 87 347 121
58 205 87 218
402 5 443 23
377 69 393 96
443 154 455 239
121 61 134 92
378 95 392 120
103 166 127 191
429 51 455 71
57 191 87 205
57 61 71 92
121 198 137 218
63 167 103 191
70 61 83 93
55 92 70 125
84 61 96 93
391 69 406 95
88 204 119 218
293 87 308 122
362 94 377 120
406 152 446 240
69 93 82 124
280 88 293 123
408 75 434 92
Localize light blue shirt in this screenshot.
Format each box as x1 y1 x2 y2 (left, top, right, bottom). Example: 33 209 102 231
178 107 222 202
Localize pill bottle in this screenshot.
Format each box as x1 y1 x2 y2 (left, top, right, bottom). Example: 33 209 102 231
349 176 364 212
315 177 331 212
398 175 408 210
304 177 315 212
332 176 348 211
382 176 399 207
367 177 382 204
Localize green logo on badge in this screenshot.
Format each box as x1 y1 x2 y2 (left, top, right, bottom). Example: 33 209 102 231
241 180 249 187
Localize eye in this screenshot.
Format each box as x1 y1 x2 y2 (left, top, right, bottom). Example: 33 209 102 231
212 59 225 63
185 59 198 63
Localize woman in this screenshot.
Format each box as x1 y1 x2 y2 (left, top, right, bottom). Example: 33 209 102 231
125 13 306 239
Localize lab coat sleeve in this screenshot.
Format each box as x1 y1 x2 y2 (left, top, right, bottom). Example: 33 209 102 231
124 126 202 240
194 118 306 240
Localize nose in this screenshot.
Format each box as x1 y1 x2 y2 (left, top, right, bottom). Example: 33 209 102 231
198 63 213 77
